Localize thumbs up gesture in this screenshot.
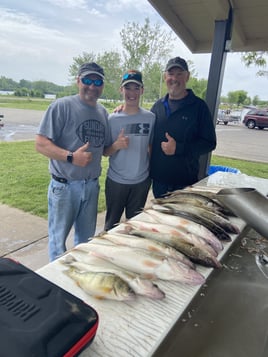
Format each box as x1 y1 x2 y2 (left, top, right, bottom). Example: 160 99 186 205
73 142 93 167
161 132 176 155
114 128 129 150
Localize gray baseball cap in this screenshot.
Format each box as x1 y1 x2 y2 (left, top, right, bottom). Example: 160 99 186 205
78 62 105 79
165 57 188 72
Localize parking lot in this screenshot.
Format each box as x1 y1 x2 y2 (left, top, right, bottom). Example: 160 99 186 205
0 108 268 164
214 123 268 163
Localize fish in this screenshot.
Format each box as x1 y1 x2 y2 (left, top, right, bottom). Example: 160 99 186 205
61 253 165 300
183 185 224 194
99 231 195 269
63 267 136 301
150 205 232 242
152 191 228 215
78 242 205 285
142 209 222 254
152 203 240 234
124 221 222 269
137 210 218 257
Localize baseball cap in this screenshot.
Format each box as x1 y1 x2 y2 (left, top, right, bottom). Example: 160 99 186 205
78 62 105 79
165 57 189 72
121 70 143 86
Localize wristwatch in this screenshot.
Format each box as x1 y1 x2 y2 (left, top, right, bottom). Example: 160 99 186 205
67 151 73 164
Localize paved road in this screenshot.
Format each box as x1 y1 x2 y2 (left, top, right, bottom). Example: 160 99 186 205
0 108 43 141
1 108 268 163
214 122 268 163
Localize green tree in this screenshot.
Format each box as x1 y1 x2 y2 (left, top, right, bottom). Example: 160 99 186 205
69 52 97 82
96 51 122 101
120 17 175 71
14 87 29 97
19 79 32 89
68 18 201 102
227 90 249 106
0 76 18 90
69 50 122 100
188 77 208 99
241 51 268 76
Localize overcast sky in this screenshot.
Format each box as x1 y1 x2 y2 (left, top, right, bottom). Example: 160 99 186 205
1 0 267 100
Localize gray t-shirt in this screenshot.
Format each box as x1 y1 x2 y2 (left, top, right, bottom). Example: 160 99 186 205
37 94 110 180
107 108 155 184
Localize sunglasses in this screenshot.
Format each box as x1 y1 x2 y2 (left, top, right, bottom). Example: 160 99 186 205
81 77 104 87
122 72 142 82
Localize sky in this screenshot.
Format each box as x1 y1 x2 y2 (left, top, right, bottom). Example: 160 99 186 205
0 0 268 100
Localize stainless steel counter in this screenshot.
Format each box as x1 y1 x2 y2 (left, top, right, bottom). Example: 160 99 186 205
153 228 268 357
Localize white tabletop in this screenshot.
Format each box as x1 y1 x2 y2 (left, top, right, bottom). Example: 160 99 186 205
37 172 266 357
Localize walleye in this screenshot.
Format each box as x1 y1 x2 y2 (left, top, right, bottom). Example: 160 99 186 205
63 267 136 301
100 231 195 269
140 213 218 257
183 185 224 194
124 221 222 269
143 209 223 253
61 253 165 300
153 204 234 242
78 242 205 285
152 203 240 234
152 191 228 216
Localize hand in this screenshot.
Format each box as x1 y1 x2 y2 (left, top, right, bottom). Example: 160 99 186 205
113 104 124 113
73 142 93 167
113 128 129 150
161 132 176 155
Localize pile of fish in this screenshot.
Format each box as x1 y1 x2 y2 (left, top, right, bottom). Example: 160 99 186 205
60 186 241 301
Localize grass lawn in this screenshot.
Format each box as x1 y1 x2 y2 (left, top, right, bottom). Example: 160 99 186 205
0 140 268 219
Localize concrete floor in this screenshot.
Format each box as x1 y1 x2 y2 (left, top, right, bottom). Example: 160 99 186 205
0 191 154 271
0 203 106 271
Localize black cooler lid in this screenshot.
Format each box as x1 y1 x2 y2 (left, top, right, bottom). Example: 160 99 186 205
0 257 99 357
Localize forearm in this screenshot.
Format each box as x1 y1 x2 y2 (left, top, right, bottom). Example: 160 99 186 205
103 142 120 157
35 134 69 161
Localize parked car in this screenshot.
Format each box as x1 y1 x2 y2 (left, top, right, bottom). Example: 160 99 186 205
242 108 268 129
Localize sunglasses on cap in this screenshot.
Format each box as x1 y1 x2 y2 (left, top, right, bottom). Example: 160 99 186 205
81 77 104 87
122 71 142 82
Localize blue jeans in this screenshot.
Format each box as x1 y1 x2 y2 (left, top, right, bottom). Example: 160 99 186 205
48 177 99 261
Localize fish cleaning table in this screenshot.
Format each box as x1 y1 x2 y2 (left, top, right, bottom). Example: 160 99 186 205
37 172 268 357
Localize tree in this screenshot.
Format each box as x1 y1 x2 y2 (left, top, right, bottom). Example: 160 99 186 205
0 76 18 91
252 95 260 106
227 90 249 106
69 50 122 100
69 52 96 82
188 77 208 99
120 17 175 71
241 51 268 76
69 18 176 101
95 51 122 101
19 79 32 90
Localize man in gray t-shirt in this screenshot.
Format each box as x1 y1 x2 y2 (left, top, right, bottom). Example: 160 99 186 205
36 62 110 261
104 70 155 231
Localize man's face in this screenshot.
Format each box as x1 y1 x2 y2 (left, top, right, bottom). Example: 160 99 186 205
164 67 189 99
120 82 143 107
77 74 104 105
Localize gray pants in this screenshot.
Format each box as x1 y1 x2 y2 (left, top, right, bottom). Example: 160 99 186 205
104 176 151 231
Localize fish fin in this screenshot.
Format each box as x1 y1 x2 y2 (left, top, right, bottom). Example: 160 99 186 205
94 295 106 300
102 287 113 293
143 259 158 268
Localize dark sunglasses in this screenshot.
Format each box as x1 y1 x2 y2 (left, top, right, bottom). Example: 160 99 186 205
81 77 104 87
